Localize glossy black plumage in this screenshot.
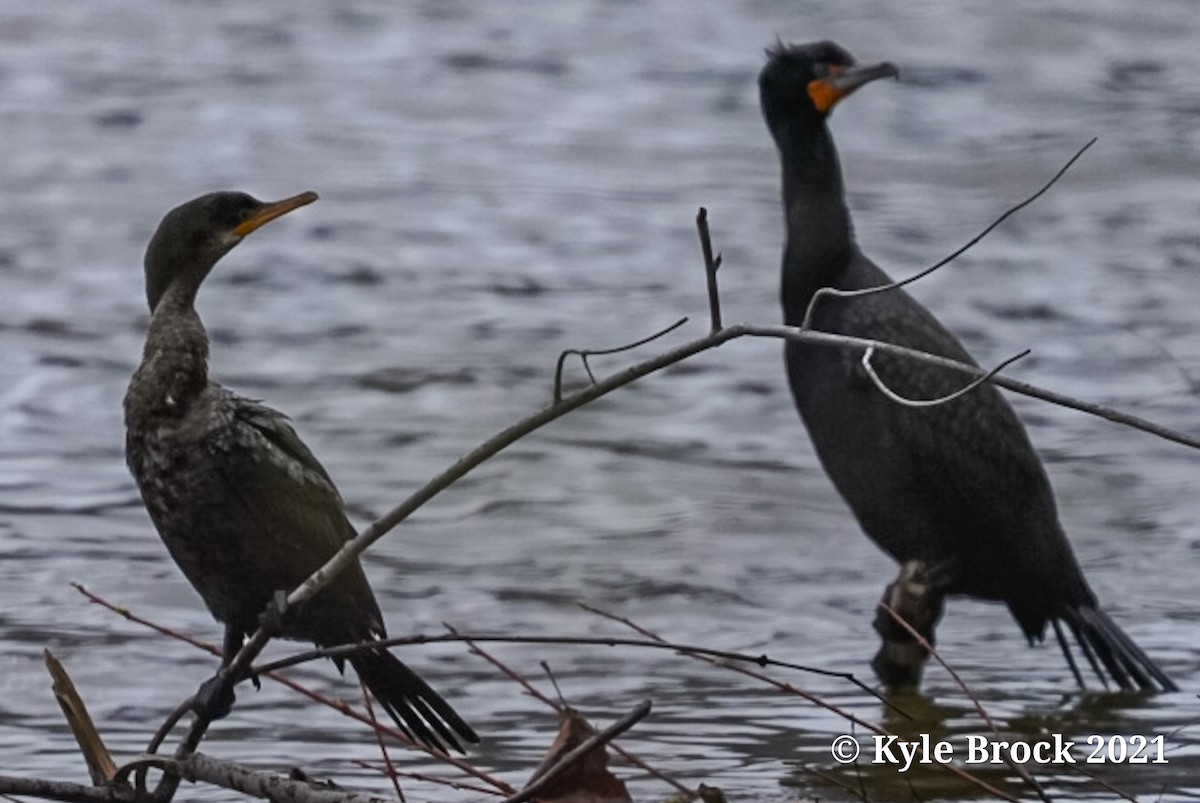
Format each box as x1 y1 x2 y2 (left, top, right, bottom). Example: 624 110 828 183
760 41 1174 691
124 191 480 749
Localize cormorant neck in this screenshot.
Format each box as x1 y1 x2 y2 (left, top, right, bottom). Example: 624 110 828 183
777 121 856 324
127 288 211 421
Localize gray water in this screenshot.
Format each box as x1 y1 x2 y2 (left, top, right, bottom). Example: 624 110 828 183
2 1 1199 800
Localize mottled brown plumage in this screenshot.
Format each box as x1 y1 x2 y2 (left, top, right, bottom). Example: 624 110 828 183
125 191 479 749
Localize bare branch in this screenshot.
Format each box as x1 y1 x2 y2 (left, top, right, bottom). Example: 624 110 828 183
250 309 1197 703
164 753 390 803
802 138 1097 330
860 345 1031 407
736 323 1200 450
696 207 723 332
0 775 142 803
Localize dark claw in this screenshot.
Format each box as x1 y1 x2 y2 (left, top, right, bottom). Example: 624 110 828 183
871 560 947 688
192 668 236 720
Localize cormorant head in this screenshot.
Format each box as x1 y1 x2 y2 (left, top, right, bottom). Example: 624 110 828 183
759 40 897 135
143 190 318 312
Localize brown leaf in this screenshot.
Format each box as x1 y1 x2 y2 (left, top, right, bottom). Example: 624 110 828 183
525 707 632 803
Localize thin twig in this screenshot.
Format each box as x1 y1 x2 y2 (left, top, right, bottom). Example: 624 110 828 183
578 603 899 733
1118 323 1200 396
696 207 723 332
802 138 1097 329
110 756 164 789
446 624 696 800
72 583 221 659
74 585 510 797
350 763 502 798
360 681 404 803
1067 764 1141 803
445 626 563 709
861 346 1031 407
882 606 1144 802
254 630 877 691
553 318 688 404
581 604 1021 803
735 323 1200 450
256 668 513 795
877 603 1053 803
144 700 191 757
500 701 652 803
540 661 567 707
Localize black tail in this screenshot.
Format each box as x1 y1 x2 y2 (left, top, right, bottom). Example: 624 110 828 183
349 647 479 753
1050 606 1176 692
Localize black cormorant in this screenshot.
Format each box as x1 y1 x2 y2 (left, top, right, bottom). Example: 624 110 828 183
759 41 1174 691
124 190 480 749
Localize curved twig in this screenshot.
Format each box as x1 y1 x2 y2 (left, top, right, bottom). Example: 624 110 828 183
861 345 1031 407
145 699 192 756
111 756 172 791
802 138 1097 330
554 317 689 403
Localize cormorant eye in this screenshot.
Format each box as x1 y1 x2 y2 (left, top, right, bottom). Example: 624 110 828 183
813 63 844 80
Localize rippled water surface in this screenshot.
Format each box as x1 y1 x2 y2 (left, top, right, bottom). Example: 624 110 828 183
2 1 1199 800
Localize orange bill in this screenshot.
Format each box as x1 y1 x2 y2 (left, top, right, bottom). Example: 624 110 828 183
808 61 898 113
233 190 319 238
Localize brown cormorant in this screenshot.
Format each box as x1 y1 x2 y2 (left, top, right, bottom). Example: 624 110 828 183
124 190 480 749
759 41 1175 691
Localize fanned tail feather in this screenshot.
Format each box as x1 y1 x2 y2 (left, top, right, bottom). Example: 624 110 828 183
1051 606 1176 692
350 647 479 753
